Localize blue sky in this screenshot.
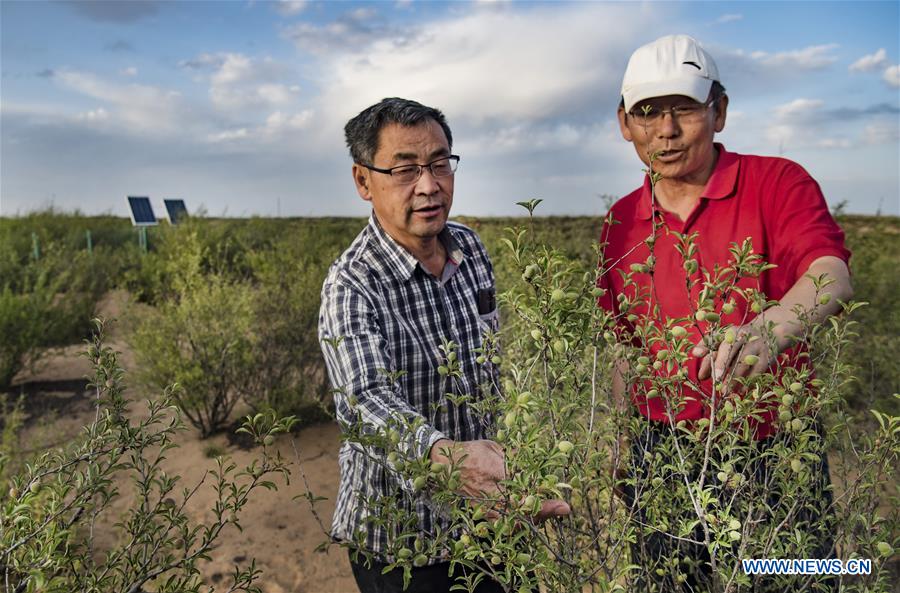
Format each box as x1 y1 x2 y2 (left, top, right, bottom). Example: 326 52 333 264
2 0 898 218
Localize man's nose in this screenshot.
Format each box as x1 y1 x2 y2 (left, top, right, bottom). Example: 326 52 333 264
414 167 440 194
656 111 681 138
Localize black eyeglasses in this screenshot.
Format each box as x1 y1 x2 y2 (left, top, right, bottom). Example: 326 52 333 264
359 155 460 184
628 98 717 124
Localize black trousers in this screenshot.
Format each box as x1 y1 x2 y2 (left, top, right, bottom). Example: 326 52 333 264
349 550 507 593
624 420 837 593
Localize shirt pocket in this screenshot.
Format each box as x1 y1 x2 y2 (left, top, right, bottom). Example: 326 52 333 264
478 308 500 334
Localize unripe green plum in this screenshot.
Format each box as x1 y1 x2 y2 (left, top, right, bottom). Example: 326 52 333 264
724 328 736 344
557 440 574 454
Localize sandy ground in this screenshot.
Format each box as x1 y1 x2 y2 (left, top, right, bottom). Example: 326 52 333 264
10 291 357 593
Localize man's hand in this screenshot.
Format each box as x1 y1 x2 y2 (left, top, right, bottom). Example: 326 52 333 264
692 323 774 384
692 256 852 385
430 438 570 521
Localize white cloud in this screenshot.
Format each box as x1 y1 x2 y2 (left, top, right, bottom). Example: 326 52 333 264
883 64 900 87
849 48 887 72
204 109 314 146
179 52 223 71
774 98 824 118
314 3 652 132
207 128 249 143
715 13 743 24
264 110 314 134
467 122 584 155
120 66 138 77
747 43 839 69
274 0 307 16
77 107 109 122
282 7 409 55
816 138 851 149
182 52 298 112
255 83 293 105
54 70 188 135
766 98 835 149
863 122 900 145
472 0 513 9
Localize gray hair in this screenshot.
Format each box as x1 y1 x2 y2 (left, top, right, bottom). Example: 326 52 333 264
344 97 453 165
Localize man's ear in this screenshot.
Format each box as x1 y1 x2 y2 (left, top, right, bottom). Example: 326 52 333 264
714 94 729 133
352 164 373 202
617 107 633 142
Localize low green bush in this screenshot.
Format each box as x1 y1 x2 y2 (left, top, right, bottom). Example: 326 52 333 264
318 207 898 593
0 249 99 390
131 269 258 438
0 320 295 592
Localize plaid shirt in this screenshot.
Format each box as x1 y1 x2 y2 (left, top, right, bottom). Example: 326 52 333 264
319 214 498 561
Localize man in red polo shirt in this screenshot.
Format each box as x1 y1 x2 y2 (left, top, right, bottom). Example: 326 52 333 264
599 35 852 591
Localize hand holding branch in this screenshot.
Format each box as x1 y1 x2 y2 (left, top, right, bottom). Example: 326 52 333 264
429 438 570 521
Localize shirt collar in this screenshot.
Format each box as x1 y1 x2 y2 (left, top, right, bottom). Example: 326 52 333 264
634 143 740 220
367 213 464 281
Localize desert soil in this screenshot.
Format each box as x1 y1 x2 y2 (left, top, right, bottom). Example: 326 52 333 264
11 291 357 593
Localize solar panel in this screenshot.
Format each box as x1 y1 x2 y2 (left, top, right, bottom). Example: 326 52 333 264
127 196 157 226
163 199 189 224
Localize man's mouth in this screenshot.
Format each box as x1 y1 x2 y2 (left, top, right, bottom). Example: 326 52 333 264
654 149 683 162
413 204 444 216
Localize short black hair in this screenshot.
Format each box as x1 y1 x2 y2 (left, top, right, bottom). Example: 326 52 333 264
619 81 728 112
344 97 453 165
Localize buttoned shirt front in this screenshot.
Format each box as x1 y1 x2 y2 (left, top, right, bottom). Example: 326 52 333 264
319 214 498 560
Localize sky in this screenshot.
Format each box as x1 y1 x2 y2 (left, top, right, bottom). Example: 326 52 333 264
1 0 898 219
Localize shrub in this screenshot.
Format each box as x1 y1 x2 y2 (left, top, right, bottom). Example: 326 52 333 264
131 270 258 438
0 248 100 391
318 205 898 593
243 247 331 417
0 319 295 592
129 226 339 433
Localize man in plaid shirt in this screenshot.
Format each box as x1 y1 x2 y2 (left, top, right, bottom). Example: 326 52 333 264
319 98 567 593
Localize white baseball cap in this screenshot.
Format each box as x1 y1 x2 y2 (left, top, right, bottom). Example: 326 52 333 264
621 35 720 112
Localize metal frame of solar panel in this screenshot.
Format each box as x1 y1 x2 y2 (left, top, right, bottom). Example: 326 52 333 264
163 199 189 225
127 196 158 226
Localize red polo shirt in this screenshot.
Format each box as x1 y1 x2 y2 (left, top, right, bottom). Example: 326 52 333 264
598 144 850 439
